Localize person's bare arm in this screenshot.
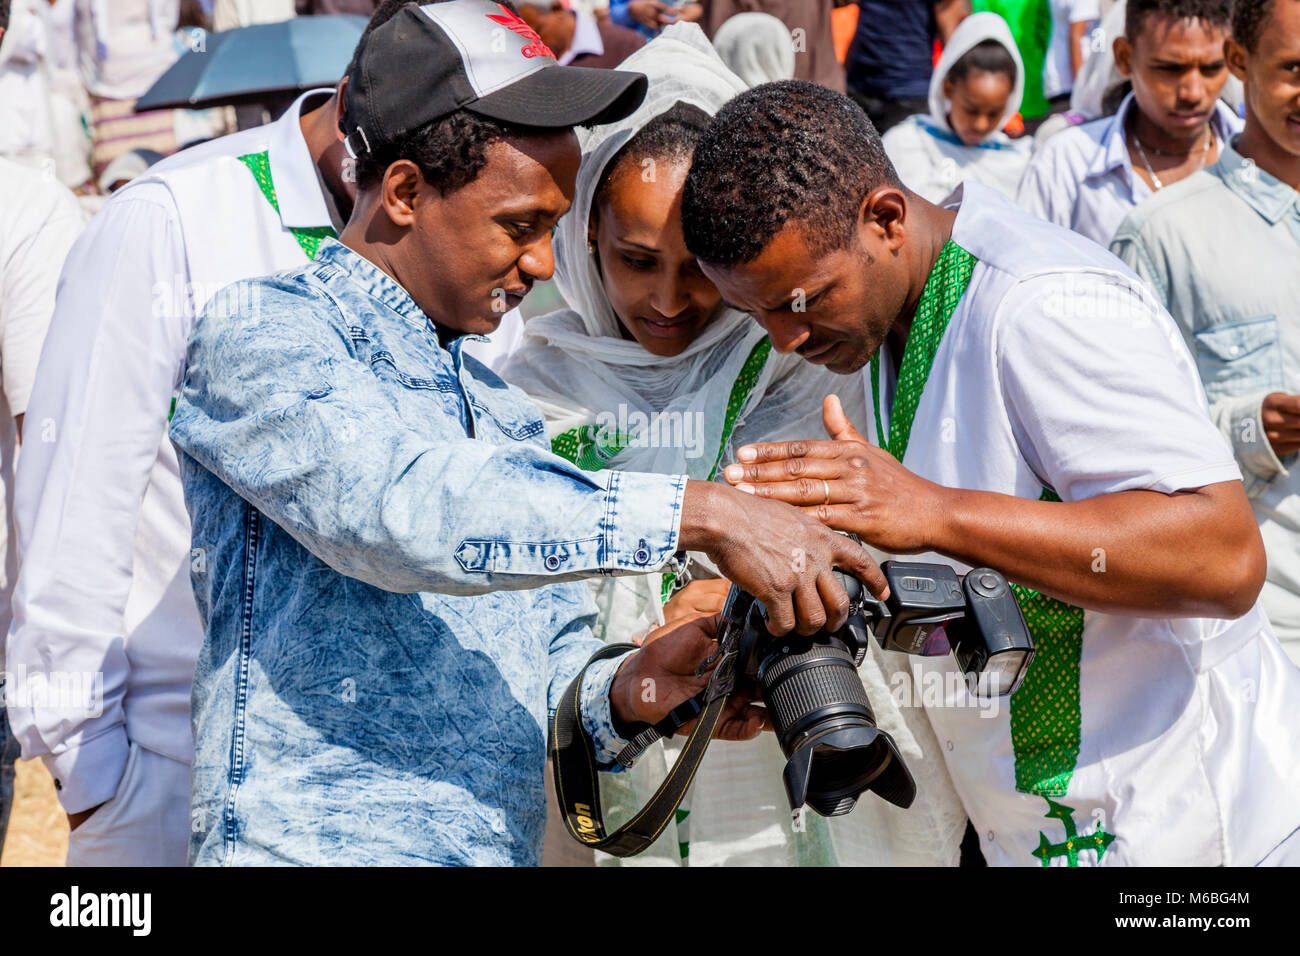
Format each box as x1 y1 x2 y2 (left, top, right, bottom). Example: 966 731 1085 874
934 0 971 44
723 397 1265 620
1069 19 1090 77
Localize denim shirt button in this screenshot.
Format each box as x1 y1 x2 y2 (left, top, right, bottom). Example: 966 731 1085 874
544 554 561 571
633 547 651 565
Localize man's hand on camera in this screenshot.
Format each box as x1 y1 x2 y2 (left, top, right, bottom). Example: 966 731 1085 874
678 474 889 637
662 578 731 625
610 613 768 742
722 394 950 554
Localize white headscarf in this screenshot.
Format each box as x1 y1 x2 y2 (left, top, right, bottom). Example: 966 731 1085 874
711 12 796 87
504 22 860 483
503 24 964 868
884 11 1030 202
927 11 1025 139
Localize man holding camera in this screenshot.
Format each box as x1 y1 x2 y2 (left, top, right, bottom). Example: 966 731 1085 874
682 80 1300 865
168 1 881 865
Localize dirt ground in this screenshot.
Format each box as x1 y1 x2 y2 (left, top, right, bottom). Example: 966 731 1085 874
1 760 67 866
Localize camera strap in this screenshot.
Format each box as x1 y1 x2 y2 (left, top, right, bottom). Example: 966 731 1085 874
550 644 731 858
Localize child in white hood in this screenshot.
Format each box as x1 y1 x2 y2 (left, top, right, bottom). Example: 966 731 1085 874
881 12 1031 203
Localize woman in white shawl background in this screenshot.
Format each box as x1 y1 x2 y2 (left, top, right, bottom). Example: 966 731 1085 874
503 23 966 867
881 12 1032 203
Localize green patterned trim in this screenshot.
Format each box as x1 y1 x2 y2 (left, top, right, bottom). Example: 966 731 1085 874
870 241 975 462
550 336 772 604
868 243 1089 807
550 425 632 471
236 150 336 260
1008 488 1085 796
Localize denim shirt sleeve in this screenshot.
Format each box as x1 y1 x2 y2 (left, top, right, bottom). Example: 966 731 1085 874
543 582 632 771
169 274 687 596
1111 227 1292 495
1209 389 1291 495
579 653 635 770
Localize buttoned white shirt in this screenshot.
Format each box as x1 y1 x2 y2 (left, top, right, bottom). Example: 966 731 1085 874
863 183 1300 865
1017 92 1242 247
6 90 338 814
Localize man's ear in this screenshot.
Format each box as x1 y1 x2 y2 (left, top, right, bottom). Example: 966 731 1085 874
334 76 349 142
942 77 955 101
380 160 424 227
858 186 907 255
1225 36 1248 83
1113 35 1133 78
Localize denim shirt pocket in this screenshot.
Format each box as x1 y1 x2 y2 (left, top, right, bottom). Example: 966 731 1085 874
1193 316 1285 403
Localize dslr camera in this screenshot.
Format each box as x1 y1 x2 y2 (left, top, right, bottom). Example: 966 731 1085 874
703 560 1035 819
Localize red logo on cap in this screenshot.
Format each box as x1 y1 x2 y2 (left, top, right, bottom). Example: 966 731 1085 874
486 4 556 59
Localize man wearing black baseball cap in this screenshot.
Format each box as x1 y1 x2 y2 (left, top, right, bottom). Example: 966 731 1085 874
169 0 884 865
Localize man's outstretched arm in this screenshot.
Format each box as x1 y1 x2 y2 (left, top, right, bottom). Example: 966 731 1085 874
724 399 1263 619
172 276 886 635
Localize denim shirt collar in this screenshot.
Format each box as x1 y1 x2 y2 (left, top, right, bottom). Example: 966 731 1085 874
311 238 491 357
1211 135 1300 229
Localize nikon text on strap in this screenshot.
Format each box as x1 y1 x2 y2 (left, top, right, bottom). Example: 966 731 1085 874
549 644 730 857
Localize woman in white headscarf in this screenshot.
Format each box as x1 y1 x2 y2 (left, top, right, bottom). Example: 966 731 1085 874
881 12 1031 203
504 23 967 868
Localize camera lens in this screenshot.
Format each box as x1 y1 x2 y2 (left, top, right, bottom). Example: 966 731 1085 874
757 636 916 816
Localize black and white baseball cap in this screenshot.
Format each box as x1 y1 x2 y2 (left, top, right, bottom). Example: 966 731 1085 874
341 0 648 155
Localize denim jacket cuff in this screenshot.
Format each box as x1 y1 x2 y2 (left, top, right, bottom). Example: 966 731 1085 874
600 470 687 574
579 651 636 771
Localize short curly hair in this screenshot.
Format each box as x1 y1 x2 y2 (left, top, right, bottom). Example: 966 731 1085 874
681 81 899 267
1231 0 1279 51
1125 0 1234 40
353 109 541 193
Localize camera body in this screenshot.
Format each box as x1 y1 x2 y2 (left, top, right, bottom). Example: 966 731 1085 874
706 561 1035 819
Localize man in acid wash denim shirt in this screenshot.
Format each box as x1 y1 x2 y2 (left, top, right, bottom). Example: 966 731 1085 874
169 1 883 866
1110 0 1300 665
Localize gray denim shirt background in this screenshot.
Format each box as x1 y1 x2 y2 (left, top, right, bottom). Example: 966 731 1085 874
1111 138 1300 661
170 238 688 865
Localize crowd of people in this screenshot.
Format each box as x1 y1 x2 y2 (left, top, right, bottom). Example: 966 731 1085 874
0 0 1297 868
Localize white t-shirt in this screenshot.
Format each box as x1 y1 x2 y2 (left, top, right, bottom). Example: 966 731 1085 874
1042 0 1099 100
862 182 1300 865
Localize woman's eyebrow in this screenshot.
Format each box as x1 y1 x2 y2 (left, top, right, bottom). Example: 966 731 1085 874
615 238 661 253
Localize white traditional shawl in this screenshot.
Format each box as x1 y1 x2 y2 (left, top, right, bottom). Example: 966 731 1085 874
504 23 965 867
